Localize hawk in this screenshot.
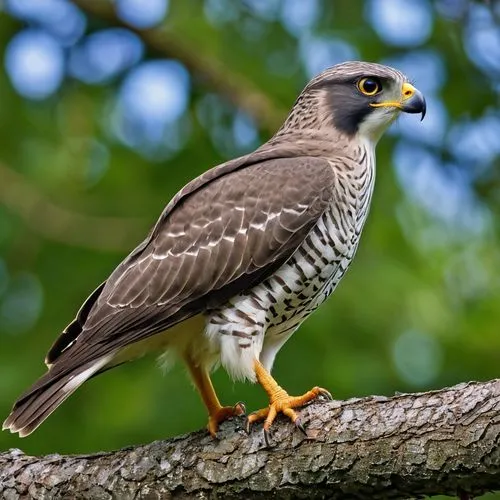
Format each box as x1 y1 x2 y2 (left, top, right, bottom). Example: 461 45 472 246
3 61 425 440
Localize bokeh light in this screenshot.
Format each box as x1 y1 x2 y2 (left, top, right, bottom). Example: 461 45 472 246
395 95 448 147
232 111 258 152
5 0 86 46
116 0 169 28
383 50 446 95
196 93 242 156
280 0 320 37
448 113 500 170
69 29 144 84
300 36 359 78
204 0 240 25
465 4 500 76
393 142 488 240
241 0 280 21
434 0 469 20
0 273 43 335
367 0 433 47
110 60 190 156
392 329 442 386
5 30 64 100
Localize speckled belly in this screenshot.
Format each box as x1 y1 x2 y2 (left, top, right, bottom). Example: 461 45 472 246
260 206 360 339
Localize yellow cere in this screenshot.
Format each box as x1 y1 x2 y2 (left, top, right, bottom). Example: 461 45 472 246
370 82 417 110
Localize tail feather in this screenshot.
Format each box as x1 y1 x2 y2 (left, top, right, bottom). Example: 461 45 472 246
3 355 112 437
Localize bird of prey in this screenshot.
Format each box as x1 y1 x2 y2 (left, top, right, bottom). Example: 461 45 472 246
3 61 425 440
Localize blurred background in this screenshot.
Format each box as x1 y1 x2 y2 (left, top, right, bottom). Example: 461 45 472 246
0 0 499 488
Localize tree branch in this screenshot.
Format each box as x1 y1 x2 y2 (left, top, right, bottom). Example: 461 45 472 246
0 162 147 252
2 379 500 499
70 0 287 132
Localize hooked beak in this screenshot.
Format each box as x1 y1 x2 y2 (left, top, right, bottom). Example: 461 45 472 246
370 82 426 121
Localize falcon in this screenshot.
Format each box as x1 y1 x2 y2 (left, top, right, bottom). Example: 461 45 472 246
3 61 425 440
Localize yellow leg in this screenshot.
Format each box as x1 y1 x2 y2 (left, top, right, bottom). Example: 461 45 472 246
247 359 331 439
185 358 245 437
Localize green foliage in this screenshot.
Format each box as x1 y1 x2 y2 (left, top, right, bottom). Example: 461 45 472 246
0 8 499 497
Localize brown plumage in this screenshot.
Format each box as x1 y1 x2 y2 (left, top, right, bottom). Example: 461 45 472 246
3 61 425 438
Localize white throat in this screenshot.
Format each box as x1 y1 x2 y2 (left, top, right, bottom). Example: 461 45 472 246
357 109 399 146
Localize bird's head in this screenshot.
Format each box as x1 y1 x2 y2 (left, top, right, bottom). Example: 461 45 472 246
279 61 426 146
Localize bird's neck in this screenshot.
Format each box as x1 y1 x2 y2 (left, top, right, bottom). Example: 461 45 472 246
265 128 375 163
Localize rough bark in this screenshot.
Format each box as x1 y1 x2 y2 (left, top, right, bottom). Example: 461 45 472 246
1 379 500 499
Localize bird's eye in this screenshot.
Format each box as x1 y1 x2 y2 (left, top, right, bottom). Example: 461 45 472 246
357 77 381 96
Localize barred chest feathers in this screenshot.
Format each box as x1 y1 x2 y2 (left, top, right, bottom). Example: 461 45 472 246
203 143 376 382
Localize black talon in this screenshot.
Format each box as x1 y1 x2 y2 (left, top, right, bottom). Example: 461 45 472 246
263 428 272 447
319 389 333 401
295 418 307 436
235 401 246 415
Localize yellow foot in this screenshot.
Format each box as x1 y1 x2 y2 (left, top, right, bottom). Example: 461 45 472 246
246 386 331 443
207 402 246 437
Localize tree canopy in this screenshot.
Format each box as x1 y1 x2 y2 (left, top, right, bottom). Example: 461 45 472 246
0 2 499 497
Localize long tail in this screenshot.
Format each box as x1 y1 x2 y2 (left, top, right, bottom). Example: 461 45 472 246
3 355 111 437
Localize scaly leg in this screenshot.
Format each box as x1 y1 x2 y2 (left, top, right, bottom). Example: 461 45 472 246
247 359 331 441
185 357 245 437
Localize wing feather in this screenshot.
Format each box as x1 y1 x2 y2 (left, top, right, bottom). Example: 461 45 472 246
43 154 337 382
